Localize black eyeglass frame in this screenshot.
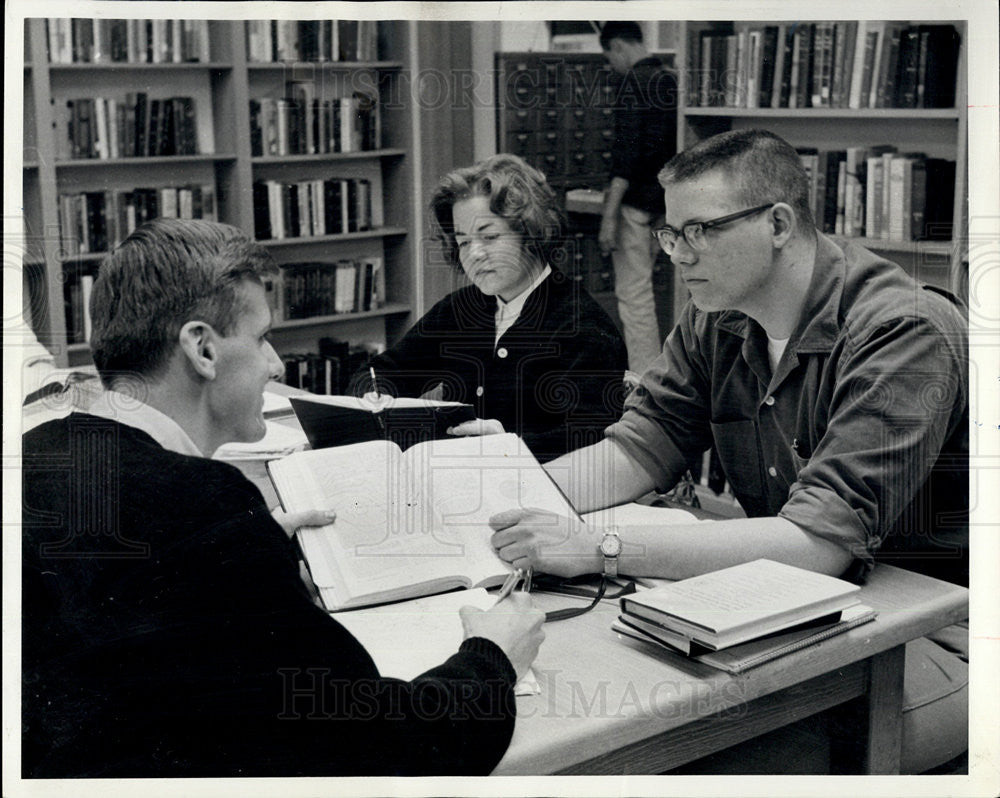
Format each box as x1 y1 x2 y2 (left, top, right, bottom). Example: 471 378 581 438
651 203 776 253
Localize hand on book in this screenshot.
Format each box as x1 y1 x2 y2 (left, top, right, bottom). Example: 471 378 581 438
489 508 603 578
459 593 545 680
270 507 337 538
446 418 505 437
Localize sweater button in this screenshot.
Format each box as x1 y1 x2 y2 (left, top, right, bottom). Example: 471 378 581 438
768 466 778 477
764 395 775 406
497 347 508 358
476 386 484 397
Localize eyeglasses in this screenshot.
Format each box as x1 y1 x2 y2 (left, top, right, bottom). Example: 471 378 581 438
651 203 775 254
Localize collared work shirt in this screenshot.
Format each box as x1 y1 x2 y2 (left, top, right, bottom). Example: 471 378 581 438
607 234 969 583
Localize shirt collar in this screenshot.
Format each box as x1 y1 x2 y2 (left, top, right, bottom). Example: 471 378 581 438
714 232 846 353
87 390 203 457
495 265 551 318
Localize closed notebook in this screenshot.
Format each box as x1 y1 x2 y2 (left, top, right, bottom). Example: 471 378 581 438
620 559 862 650
613 604 878 674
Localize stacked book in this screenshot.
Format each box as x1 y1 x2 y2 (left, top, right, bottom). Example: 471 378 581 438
249 89 379 156
58 185 216 256
55 95 198 160
275 258 385 321
246 20 379 63
689 22 960 110
797 146 955 240
252 178 372 240
614 559 877 674
47 18 211 64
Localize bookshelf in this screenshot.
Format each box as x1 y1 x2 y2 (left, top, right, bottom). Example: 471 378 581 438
22 17 420 376
677 20 968 295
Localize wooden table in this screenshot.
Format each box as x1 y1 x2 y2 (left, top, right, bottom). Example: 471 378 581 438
493 565 968 775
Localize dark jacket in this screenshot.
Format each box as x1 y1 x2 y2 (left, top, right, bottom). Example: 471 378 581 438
22 415 517 777
610 56 678 216
363 271 629 463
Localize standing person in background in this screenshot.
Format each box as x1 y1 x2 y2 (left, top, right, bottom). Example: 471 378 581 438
598 21 678 373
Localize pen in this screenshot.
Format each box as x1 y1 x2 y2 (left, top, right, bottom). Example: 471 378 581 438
369 366 379 398
495 568 524 605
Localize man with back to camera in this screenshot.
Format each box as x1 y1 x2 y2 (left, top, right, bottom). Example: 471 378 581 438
490 129 969 773
21 217 544 777
598 20 678 373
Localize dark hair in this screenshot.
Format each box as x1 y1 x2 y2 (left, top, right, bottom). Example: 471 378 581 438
658 129 815 232
90 218 277 387
599 21 644 49
429 153 566 271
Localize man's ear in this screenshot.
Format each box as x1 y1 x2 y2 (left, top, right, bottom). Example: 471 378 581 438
770 203 796 249
177 320 219 381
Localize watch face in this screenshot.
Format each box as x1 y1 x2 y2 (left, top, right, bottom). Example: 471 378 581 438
600 534 622 557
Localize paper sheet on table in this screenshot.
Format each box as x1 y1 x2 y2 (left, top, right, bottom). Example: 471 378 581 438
334 588 540 696
213 420 308 460
262 390 294 416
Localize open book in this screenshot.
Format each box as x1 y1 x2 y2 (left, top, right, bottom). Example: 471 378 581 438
268 433 576 611
289 394 475 451
620 559 862 651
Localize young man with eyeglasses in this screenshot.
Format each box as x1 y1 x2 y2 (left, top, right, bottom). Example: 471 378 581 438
490 128 969 773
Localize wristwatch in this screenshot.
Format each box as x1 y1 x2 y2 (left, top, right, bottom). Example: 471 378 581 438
599 527 623 579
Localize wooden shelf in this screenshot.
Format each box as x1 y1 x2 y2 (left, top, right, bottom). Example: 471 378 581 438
262 227 408 247
48 62 233 71
252 149 405 165
273 302 411 331
849 238 954 256
55 154 238 169
247 60 402 71
684 107 962 120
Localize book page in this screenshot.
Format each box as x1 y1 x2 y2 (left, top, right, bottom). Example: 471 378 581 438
269 442 464 602
401 434 576 585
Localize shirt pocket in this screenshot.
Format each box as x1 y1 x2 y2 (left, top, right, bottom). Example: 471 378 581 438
710 419 764 500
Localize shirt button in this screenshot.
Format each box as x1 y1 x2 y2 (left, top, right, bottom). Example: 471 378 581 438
497 347 508 359
476 386 484 397
764 396 775 406
768 466 778 477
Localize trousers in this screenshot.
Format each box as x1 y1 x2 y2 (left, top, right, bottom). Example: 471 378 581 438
612 204 662 373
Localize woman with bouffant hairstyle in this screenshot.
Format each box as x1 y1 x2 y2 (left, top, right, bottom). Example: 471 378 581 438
360 153 628 463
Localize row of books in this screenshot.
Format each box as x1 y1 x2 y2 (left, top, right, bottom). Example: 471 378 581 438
55 95 197 160
252 178 373 240
246 20 379 63
47 18 211 64
275 258 386 320
58 185 217 255
249 90 380 156
690 22 960 109
797 147 955 240
278 338 376 396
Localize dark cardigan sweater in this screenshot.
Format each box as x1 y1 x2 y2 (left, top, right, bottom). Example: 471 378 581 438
362 270 629 462
22 414 517 777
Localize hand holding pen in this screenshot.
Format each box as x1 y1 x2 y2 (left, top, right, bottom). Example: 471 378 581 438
494 567 533 604
460 567 543 679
